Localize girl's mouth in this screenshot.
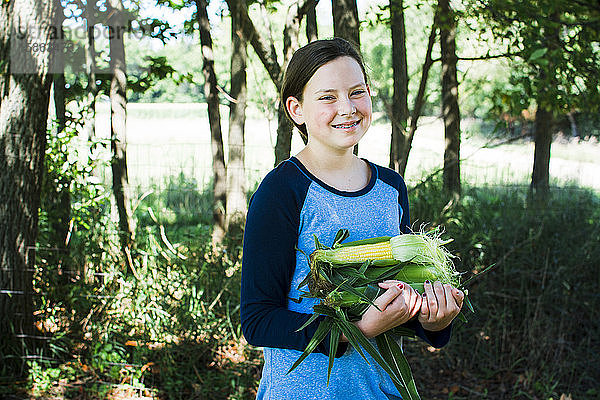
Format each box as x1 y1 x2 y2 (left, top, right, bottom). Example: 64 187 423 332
332 120 360 129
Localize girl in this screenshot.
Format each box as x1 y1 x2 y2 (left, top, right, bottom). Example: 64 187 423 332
241 38 464 399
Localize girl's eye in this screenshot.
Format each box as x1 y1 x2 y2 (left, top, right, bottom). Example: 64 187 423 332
351 89 366 96
319 95 335 101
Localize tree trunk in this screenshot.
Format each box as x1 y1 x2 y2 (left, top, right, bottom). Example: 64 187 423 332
275 104 294 166
274 0 308 166
439 0 461 198
48 6 71 266
388 0 409 173
227 0 248 230
108 0 135 253
195 0 227 241
306 0 318 42
227 0 311 166
530 12 559 199
332 0 360 48
332 0 361 155
531 106 553 194
0 0 59 376
397 12 439 177
85 0 98 143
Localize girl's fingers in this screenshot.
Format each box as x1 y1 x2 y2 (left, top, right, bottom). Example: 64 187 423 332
443 283 455 311
378 280 403 290
452 288 465 309
433 281 447 311
374 283 403 310
423 281 438 318
418 292 429 320
410 286 423 316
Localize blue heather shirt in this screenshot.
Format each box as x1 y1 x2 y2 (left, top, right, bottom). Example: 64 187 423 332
241 157 451 400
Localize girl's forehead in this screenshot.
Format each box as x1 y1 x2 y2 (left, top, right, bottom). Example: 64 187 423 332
305 57 366 91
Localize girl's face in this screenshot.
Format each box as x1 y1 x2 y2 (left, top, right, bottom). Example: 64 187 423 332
286 56 372 153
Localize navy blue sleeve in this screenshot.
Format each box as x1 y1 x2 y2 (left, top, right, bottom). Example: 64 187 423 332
375 164 452 348
240 164 347 356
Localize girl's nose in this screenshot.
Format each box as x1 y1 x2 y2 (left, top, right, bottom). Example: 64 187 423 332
339 99 357 116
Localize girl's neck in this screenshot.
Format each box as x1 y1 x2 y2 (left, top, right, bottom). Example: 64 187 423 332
296 144 356 173
295 144 370 192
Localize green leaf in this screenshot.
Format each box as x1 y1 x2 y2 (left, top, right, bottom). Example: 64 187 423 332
312 304 338 318
327 324 341 385
335 235 392 248
337 318 406 389
295 312 322 333
528 48 548 62
376 334 421 400
288 317 334 375
332 229 350 247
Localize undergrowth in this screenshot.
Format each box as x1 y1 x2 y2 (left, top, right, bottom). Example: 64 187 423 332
3 133 599 399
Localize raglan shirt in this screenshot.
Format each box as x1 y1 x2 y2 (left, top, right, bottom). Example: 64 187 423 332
241 157 451 400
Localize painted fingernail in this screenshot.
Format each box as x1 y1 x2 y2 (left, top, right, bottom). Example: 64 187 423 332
422 292 427 297
397 283 404 289
425 280 431 285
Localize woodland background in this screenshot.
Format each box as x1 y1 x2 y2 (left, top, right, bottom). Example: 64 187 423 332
1 0 599 398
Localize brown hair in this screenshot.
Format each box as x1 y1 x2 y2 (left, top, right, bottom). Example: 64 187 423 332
280 38 368 139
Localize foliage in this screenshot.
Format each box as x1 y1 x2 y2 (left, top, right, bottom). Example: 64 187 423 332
469 0 600 121
406 176 600 398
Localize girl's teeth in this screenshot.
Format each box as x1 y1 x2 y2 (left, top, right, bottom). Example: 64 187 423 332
334 121 358 128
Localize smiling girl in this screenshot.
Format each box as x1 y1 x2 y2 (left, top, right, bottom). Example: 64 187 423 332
241 38 464 399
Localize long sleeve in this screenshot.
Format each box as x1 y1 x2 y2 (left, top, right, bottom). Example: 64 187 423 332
240 165 347 356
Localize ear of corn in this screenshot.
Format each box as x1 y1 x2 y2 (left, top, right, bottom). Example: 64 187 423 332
291 228 469 400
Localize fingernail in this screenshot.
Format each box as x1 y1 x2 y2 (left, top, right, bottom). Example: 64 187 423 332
425 280 431 285
422 292 427 297
397 283 404 289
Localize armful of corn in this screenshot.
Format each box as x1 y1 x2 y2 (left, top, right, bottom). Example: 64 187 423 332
290 228 472 400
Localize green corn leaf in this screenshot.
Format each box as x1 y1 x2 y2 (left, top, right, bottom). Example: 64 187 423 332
295 312 322 333
335 236 392 248
337 318 405 389
376 333 421 400
314 234 328 250
312 304 338 318
464 295 475 313
332 229 350 247
288 317 334 375
327 324 341 385
336 317 369 364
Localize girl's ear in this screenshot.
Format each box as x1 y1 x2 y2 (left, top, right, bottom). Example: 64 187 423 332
285 96 305 125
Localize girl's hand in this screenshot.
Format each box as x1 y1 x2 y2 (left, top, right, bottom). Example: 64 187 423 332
354 280 422 338
418 281 464 332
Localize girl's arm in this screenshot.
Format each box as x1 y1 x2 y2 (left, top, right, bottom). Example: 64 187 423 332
240 168 347 357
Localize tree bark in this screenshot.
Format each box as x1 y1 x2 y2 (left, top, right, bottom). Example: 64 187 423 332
0 0 59 376
85 0 98 143
306 0 318 42
227 0 248 230
332 0 360 48
195 0 227 241
388 0 409 173
332 0 361 155
107 0 135 252
531 106 553 194
274 0 308 165
439 0 461 198
530 12 559 198
397 12 439 177
226 0 311 166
